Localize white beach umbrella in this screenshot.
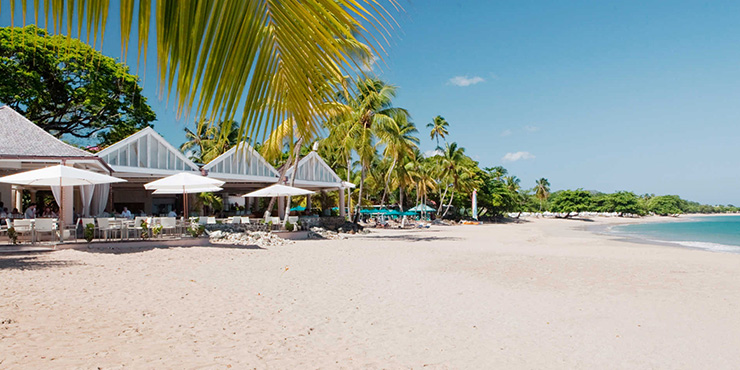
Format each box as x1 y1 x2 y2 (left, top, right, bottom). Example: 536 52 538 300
144 172 224 190
0 165 126 240
241 184 314 197
152 186 223 194
0 164 125 187
144 172 225 218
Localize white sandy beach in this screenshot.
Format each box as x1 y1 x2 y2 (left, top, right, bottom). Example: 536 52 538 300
2 216 740 369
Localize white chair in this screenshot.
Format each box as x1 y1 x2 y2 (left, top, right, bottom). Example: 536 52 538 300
34 218 57 243
241 217 251 224
130 216 151 238
231 216 241 224
160 217 177 236
287 216 299 224
96 218 121 240
12 219 34 241
206 216 216 225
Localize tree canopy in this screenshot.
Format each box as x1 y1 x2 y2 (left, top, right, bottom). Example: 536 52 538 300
0 25 155 145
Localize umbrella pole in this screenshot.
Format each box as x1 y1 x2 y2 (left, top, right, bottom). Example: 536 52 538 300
59 177 64 243
184 189 188 219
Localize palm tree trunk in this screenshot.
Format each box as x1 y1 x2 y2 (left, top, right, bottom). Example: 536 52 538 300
438 184 449 216
380 158 396 206
347 157 353 221
399 186 404 212
282 138 303 227
442 189 455 218
354 164 366 223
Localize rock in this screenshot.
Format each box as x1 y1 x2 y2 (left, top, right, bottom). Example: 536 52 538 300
208 230 292 248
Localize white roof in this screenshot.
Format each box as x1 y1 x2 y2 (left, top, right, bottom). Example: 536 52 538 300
202 142 279 182
96 127 200 176
285 151 343 188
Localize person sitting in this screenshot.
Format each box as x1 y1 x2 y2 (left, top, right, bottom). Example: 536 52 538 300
41 207 53 218
0 206 6 219
24 203 37 219
167 209 177 218
120 207 133 219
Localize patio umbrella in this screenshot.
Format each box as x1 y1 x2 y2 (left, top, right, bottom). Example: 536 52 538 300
0 164 126 240
144 172 225 218
408 204 435 212
152 186 223 194
241 184 314 197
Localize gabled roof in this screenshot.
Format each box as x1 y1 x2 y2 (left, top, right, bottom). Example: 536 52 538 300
202 142 279 182
285 151 343 188
0 106 97 158
96 127 200 175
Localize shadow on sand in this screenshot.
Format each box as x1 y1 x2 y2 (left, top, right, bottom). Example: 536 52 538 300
0 255 82 271
79 243 265 255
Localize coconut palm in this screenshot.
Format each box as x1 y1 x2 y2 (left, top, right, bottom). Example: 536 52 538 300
375 114 419 205
333 78 408 220
427 115 450 149
10 1 395 146
436 142 468 216
535 178 551 211
180 119 240 163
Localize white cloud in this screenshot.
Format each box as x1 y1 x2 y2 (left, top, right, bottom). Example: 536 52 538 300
448 75 485 87
360 55 378 72
502 151 535 162
524 125 540 132
500 129 512 137
424 149 444 158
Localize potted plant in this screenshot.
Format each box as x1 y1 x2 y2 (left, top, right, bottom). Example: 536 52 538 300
7 227 17 245
84 223 95 244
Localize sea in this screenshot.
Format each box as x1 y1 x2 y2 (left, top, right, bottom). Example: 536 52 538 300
610 215 740 253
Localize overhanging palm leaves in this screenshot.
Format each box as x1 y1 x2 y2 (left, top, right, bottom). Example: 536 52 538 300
4 0 398 144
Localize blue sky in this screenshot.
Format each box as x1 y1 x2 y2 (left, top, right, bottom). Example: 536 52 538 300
2 1 740 204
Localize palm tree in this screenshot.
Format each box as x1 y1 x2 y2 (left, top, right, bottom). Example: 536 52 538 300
333 78 408 220
180 119 240 163
436 142 468 216
427 115 450 149
535 178 551 211
375 114 419 205
14 1 395 146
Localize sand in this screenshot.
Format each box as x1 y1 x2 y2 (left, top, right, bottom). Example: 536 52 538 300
2 216 740 369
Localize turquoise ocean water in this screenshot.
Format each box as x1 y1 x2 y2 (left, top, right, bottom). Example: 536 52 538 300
611 215 740 253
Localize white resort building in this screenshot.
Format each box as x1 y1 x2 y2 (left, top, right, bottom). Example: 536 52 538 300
0 106 351 224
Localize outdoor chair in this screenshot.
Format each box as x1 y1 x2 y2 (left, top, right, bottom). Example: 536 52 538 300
10 219 33 242
34 218 57 243
242 217 251 224
231 216 241 224
96 218 121 240
130 216 151 239
266 216 281 230
160 217 177 236
206 216 216 225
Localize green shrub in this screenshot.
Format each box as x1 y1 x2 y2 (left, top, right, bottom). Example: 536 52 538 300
285 221 294 231
84 223 95 243
7 227 17 245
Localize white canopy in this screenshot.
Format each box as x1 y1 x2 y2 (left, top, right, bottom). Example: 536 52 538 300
242 184 314 197
408 204 436 212
144 172 225 191
153 186 223 194
0 164 125 186
341 181 356 189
